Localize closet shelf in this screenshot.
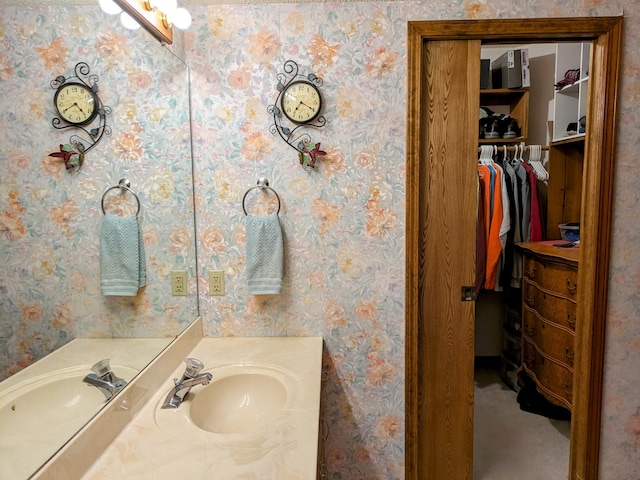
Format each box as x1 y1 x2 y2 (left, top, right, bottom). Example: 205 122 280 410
480 88 529 143
479 138 525 144
550 135 585 147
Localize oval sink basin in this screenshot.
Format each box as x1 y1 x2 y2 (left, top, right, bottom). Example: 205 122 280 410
0 365 137 480
190 372 287 434
155 363 299 438
0 365 137 432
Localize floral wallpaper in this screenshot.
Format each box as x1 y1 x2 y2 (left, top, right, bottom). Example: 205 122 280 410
1 0 638 479
186 1 637 479
0 8 198 380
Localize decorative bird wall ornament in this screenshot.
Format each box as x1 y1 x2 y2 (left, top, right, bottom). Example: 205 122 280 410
49 143 85 170
298 141 326 171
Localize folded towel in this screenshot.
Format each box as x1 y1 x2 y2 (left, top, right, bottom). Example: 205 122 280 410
246 213 283 295
100 214 146 296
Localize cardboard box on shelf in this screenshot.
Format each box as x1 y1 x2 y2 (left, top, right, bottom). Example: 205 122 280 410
491 49 530 89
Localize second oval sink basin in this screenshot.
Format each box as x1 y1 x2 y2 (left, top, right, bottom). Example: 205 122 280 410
154 363 300 439
190 372 287 434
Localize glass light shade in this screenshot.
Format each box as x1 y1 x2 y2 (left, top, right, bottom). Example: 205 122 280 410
152 0 177 14
99 0 122 15
169 7 192 30
120 11 141 30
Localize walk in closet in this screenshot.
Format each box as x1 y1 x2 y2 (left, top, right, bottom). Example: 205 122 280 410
406 17 622 480
473 42 590 478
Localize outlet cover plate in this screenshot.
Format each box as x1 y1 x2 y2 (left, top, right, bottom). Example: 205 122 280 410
209 269 225 296
171 270 188 296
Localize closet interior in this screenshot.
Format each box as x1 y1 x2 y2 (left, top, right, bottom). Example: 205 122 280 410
474 42 589 478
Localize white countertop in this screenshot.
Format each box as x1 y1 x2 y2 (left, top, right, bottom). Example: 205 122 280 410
81 337 323 480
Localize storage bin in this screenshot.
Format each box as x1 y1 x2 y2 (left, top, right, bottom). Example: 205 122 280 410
559 223 580 242
500 352 521 392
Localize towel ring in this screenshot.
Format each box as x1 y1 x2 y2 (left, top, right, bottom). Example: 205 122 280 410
242 178 281 216
101 178 141 216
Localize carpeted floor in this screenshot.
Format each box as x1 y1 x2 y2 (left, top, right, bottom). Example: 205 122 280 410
474 366 571 480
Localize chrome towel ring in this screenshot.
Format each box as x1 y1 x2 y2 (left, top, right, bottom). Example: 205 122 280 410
101 178 141 216
242 178 281 216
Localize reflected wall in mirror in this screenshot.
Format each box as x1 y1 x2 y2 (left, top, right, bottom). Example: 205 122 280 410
0 4 197 478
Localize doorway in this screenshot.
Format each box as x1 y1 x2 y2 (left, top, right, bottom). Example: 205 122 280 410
405 17 623 480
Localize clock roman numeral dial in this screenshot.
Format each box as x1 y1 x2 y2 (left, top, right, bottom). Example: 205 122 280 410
54 83 97 125
281 81 322 124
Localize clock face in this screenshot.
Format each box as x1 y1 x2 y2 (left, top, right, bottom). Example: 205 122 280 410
54 82 98 125
281 81 322 124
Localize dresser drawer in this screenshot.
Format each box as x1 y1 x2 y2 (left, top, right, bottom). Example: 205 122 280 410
523 256 578 299
522 339 573 409
522 309 575 369
523 281 577 331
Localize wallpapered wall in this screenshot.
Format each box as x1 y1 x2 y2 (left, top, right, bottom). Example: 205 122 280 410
0 8 198 380
186 1 637 479
1 0 638 479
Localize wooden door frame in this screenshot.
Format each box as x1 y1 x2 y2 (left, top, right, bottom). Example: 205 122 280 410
406 17 623 480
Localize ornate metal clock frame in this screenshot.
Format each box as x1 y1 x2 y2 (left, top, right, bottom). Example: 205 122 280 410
50 62 111 171
268 60 327 171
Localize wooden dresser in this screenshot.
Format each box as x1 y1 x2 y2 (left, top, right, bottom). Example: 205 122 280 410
517 242 579 411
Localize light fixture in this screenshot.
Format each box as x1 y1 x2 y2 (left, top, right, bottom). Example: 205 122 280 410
120 11 141 30
99 0 122 15
99 0 192 45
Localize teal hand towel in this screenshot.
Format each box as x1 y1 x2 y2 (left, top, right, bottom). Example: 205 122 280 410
100 214 146 296
246 213 283 295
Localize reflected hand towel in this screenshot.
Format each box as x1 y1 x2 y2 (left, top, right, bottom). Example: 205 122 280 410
100 214 146 296
246 213 283 295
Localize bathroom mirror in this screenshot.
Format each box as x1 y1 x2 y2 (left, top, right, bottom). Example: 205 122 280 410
0 4 198 479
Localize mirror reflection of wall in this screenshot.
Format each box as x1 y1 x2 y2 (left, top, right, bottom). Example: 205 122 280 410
0 6 197 475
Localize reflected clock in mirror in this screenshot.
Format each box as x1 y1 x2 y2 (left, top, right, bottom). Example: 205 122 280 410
0 4 198 479
54 82 98 125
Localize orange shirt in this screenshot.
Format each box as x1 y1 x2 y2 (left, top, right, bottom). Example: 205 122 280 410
478 164 503 289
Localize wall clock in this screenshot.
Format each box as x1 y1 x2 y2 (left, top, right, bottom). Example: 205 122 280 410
268 60 327 171
54 82 98 125
281 80 322 124
50 62 111 171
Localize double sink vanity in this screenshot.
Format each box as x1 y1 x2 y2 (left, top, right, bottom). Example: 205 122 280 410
0 319 323 479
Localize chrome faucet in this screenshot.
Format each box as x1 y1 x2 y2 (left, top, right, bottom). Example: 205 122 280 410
82 359 127 401
161 358 212 409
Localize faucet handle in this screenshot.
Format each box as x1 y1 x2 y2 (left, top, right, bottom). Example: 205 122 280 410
183 358 204 378
90 359 112 377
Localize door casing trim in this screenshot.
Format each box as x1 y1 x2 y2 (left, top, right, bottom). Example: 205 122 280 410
405 17 623 480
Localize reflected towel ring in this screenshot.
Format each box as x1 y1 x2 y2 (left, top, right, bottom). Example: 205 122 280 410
101 178 141 216
242 178 281 216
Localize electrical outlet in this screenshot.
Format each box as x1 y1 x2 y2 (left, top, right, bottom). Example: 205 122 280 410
209 269 225 296
171 270 188 296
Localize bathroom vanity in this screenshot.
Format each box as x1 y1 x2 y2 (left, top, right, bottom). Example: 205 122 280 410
29 320 324 480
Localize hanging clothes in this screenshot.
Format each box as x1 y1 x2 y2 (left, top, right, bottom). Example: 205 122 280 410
478 163 503 290
522 161 544 242
498 157 518 291
490 159 511 292
476 178 487 293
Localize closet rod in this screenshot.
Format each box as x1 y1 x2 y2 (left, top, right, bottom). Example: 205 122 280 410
477 145 549 153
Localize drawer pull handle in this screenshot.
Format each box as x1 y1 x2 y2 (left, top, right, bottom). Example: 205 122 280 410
525 323 535 337
525 354 535 365
526 266 536 278
563 384 573 396
566 279 577 293
566 314 576 326
565 347 575 360
525 295 535 307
